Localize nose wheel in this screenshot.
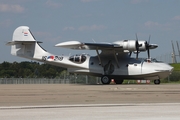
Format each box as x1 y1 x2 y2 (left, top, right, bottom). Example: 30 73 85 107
101 75 111 84
154 79 160 84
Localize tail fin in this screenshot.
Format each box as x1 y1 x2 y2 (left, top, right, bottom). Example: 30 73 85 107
7 26 50 60
13 26 36 42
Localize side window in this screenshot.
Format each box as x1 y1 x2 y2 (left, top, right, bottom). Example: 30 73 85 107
69 54 87 63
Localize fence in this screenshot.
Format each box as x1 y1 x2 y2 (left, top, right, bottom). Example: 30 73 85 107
0 78 70 84
0 72 178 84
0 75 101 84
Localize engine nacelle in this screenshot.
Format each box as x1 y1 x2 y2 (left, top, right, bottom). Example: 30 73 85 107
113 40 158 53
138 41 158 51
113 40 137 51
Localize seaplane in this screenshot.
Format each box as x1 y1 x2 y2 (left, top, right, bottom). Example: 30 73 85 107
7 26 173 84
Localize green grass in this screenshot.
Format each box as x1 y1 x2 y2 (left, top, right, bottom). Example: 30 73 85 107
170 63 180 71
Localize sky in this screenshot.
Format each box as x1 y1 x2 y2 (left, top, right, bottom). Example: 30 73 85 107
1 0 180 63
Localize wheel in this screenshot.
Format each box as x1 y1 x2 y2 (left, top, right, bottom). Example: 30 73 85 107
101 75 111 84
154 79 160 84
114 79 124 84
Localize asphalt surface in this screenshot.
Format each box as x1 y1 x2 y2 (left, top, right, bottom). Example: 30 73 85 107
0 84 180 106
0 84 180 120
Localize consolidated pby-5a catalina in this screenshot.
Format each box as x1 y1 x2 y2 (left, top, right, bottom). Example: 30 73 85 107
7 26 173 84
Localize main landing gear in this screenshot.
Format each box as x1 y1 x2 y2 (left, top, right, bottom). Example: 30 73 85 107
101 76 161 85
101 75 124 84
154 79 161 84
101 75 111 84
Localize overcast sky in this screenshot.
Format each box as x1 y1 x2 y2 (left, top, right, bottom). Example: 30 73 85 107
1 0 180 63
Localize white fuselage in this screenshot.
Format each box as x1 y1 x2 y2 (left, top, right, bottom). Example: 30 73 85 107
40 54 173 80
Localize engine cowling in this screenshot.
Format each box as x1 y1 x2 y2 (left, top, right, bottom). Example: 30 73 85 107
114 39 158 59
138 41 158 51
123 40 138 51
138 41 147 51
113 40 138 51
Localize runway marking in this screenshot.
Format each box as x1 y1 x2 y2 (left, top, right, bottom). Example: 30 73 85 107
1 103 180 110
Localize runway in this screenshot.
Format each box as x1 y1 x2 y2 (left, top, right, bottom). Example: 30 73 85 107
0 84 180 119
1 103 180 120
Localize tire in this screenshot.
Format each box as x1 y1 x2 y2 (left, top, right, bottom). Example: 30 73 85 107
114 79 124 84
101 75 111 84
154 79 160 84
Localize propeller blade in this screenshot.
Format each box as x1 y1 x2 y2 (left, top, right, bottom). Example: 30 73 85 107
135 34 139 59
148 35 151 44
147 48 150 59
136 33 138 41
136 52 139 59
135 40 139 59
146 35 151 59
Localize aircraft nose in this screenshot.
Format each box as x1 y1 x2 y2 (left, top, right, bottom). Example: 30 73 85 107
155 63 174 75
164 64 174 75
169 66 174 74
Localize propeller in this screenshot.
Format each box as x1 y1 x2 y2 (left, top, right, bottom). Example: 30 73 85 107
145 35 151 59
135 34 142 59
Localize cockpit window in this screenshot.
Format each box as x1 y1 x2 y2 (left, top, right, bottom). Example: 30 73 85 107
144 58 161 63
69 54 87 63
152 58 158 62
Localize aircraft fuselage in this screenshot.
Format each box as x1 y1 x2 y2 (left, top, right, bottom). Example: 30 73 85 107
41 53 173 82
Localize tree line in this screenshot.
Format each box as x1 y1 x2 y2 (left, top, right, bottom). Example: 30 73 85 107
0 61 66 78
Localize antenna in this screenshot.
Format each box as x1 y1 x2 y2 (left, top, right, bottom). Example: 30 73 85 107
176 41 180 58
69 53 71 57
171 40 177 63
92 38 96 43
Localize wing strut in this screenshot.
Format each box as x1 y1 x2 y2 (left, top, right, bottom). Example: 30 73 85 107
113 51 120 68
96 49 103 67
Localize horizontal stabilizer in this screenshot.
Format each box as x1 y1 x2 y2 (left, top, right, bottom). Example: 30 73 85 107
6 41 43 46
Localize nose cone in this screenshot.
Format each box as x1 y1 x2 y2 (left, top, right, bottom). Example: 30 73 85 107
170 66 174 72
154 63 174 78
156 63 173 73
167 65 174 75
165 64 174 72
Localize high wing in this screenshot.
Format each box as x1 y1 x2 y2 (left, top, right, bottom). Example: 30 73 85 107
55 41 119 50
55 40 158 62
55 40 158 53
